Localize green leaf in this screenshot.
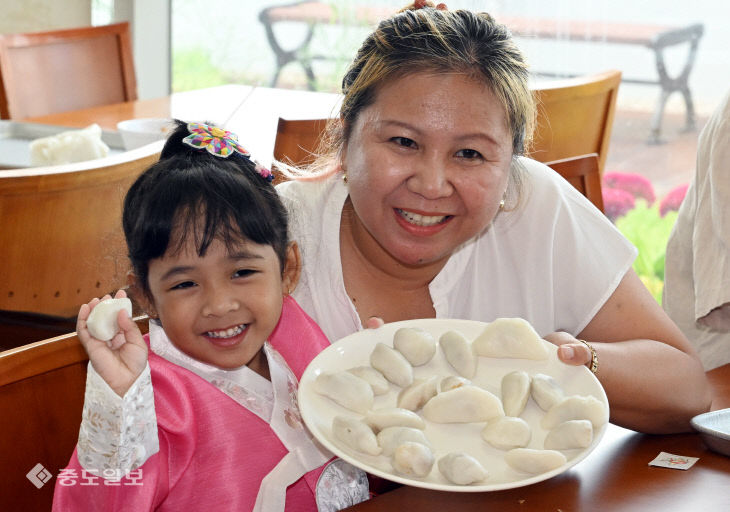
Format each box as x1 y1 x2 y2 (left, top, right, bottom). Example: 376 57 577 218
614 201 678 304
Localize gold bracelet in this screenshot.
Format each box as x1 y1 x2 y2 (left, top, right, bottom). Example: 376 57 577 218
577 339 598 374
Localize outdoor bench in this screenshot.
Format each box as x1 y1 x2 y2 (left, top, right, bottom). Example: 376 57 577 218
259 1 704 142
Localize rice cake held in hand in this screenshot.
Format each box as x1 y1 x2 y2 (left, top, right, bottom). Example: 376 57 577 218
473 318 549 360
86 297 132 341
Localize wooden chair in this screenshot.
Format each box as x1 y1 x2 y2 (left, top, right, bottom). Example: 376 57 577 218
0 22 137 120
0 317 148 511
528 70 622 176
271 117 331 184
0 143 160 351
546 153 604 212
271 71 620 180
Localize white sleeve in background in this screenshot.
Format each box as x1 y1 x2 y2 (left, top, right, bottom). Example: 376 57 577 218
76 362 159 479
691 95 730 321
664 90 730 370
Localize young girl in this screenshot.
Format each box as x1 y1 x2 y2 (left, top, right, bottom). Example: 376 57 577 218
52 121 369 511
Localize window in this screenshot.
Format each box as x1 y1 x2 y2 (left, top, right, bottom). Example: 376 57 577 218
171 0 730 303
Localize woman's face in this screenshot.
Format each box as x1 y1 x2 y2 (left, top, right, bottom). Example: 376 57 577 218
342 72 514 268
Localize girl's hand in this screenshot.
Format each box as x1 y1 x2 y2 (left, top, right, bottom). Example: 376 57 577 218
77 289 148 397
544 331 593 369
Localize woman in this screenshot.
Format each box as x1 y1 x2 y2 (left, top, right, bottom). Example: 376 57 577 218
277 3 710 434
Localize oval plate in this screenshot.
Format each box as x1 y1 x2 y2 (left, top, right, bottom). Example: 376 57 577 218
299 319 608 492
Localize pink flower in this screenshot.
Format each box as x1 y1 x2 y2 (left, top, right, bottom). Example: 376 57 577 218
603 172 656 205
602 187 635 222
659 184 689 217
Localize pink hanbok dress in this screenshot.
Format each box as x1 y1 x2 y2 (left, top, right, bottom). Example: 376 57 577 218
52 296 368 511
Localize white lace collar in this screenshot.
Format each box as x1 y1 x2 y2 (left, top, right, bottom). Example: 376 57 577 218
149 321 275 422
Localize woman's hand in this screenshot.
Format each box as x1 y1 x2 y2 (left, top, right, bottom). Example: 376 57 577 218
77 289 148 397
544 331 594 369
364 316 385 329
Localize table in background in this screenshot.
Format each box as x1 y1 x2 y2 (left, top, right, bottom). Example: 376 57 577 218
346 365 730 511
26 84 342 166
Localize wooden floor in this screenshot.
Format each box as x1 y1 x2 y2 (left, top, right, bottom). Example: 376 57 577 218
606 108 707 199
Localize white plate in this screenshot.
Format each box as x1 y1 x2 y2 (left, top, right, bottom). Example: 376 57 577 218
299 319 609 492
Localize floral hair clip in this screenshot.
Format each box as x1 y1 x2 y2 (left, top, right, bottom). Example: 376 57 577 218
182 122 274 182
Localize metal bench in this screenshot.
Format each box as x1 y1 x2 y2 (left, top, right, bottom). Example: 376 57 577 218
259 1 704 143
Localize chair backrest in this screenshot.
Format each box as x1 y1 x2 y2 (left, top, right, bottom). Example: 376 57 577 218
0 317 148 511
528 70 621 176
272 117 331 183
0 22 137 120
0 143 160 339
271 72 620 181
546 153 604 212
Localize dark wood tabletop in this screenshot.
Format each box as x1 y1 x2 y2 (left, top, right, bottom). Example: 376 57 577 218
347 364 730 511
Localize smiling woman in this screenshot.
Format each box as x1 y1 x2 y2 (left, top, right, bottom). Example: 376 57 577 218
342 73 512 272
277 2 711 435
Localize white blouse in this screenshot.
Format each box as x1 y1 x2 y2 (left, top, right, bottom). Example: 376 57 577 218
278 157 637 343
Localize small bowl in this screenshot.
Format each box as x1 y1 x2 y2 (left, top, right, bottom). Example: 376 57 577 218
690 408 730 456
117 118 173 150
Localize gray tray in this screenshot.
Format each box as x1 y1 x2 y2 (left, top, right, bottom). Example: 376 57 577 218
0 120 124 169
691 408 730 457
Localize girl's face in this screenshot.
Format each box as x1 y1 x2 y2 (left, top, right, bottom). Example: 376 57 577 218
342 72 514 267
142 233 298 371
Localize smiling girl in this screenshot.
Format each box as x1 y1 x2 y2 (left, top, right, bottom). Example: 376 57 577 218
52 121 368 511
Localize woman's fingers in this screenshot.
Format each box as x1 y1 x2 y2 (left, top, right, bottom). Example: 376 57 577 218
545 331 593 367
365 316 385 329
557 343 592 367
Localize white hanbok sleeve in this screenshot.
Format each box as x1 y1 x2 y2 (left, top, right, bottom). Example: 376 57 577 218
76 362 159 478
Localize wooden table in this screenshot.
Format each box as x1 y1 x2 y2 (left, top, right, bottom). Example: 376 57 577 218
26 84 342 166
347 364 730 511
